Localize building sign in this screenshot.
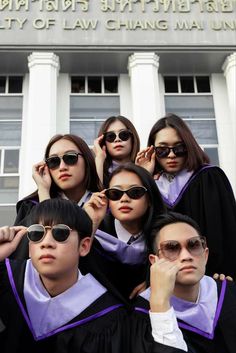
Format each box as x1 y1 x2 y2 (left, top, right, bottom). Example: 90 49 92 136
0 0 236 46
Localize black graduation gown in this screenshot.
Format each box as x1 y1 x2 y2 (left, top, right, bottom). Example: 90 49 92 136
0 259 186 353
80 213 148 303
10 197 39 259
134 280 236 353
162 166 236 278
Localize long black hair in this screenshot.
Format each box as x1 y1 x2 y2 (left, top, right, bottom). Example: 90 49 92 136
108 163 166 244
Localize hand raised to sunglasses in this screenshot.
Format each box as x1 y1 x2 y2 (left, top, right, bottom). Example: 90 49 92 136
0 226 27 261
149 255 181 313
93 135 107 184
83 190 108 236
32 161 52 202
135 146 156 175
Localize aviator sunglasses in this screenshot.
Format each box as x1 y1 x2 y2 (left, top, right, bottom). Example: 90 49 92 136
157 236 207 261
45 152 83 169
155 144 187 158
105 186 147 201
103 130 133 143
27 224 72 243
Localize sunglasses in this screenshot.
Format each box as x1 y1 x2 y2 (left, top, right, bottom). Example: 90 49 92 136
154 144 187 158
27 224 72 243
157 236 207 261
105 186 147 201
103 130 132 143
45 152 83 169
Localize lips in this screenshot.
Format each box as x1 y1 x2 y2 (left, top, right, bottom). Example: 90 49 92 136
180 266 196 271
114 145 123 150
118 206 132 212
59 173 71 180
39 254 56 260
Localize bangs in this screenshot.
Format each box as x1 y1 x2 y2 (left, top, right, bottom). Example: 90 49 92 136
30 199 92 238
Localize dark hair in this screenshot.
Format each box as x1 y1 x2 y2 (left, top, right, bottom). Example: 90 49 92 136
98 116 140 185
147 114 210 173
148 211 202 254
22 134 102 202
44 134 102 196
108 163 166 239
30 198 93 239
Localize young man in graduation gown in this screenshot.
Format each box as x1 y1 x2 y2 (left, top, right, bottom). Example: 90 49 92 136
134 212 236 353
0 198 187 353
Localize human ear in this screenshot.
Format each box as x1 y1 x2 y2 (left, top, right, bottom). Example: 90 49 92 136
79 237 92 257
149 254 156 265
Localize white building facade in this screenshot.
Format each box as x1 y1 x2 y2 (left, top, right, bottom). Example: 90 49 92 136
0 0 236 225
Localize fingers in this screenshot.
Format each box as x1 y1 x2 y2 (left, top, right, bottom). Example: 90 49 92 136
213 273 234 281
0 226 26 243
87 190 108 208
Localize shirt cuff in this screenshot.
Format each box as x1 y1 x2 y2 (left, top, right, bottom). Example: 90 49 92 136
149 307 188 352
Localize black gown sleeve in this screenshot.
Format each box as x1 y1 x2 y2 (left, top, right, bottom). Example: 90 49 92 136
173 167 236 278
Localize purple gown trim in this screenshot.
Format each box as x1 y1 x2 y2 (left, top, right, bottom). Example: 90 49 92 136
5 259 124 341
95 228 147 265
162 165 215 208
178 279 227 339
135 279 227 340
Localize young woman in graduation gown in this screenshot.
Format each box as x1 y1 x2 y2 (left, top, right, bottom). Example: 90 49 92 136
136 114 236 278
83 163 166 303
93 115 140 187
12 134 101 259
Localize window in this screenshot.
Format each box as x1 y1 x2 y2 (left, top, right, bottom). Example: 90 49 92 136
164 76 211 94
70 76 120 145
164 75 218 165
71 76 118 94
0 76 23 94
0 84 23 225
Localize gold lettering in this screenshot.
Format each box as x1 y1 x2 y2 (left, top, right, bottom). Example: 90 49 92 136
62 0 89 12
220 0 233 12
206 0 218 12
175 19 203 29
15 0 28 10
0 0 13 11
63 18 97 29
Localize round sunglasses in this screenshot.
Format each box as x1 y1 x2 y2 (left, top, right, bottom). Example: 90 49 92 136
154 144 187 158
27 224 72 243
103 130 132 143
45 152 83 169
105 186 147 201
157 236 207 261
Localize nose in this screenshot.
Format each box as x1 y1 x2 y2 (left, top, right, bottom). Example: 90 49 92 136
114 133 121 142
167 148 176 158
120 192 130 202
179 246 193 262
40 230 56 248
59 158 68 170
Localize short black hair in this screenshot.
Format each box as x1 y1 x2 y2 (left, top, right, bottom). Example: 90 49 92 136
30 199 93 239
148 212 202 254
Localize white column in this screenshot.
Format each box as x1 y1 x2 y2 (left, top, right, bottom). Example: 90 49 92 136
19 52 60 199
222 53 236 194
128 52 161 147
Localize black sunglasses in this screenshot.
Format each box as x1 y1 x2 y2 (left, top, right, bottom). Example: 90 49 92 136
45 152 83 169
103 130 132 143
157 236 207 261
154 144 187 158
27 224 72 243
105 186 147 201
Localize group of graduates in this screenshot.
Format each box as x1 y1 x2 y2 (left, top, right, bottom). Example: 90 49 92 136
0 113 236 352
